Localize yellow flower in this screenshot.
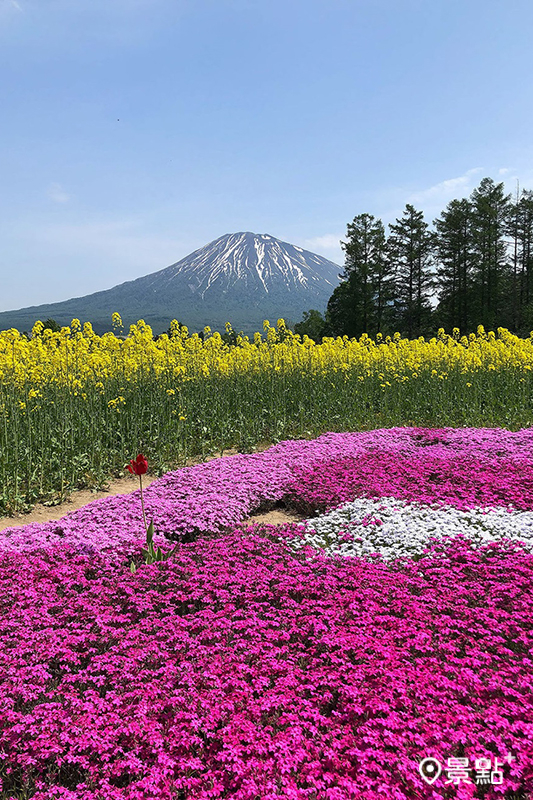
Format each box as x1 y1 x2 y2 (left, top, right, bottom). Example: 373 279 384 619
169 319 181 337
107 396 126 411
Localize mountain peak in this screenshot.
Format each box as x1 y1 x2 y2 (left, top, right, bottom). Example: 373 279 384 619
160 231 340 299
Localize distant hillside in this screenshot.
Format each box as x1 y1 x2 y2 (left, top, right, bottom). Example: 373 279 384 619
0 232 342 335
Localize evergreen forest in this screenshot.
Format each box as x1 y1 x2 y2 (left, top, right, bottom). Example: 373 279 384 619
295 177 533 340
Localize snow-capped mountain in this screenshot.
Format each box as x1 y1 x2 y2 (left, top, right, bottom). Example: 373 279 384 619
157 231 340 299
0 232 342 335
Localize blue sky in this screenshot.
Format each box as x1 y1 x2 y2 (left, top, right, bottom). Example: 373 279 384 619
1 0 533 312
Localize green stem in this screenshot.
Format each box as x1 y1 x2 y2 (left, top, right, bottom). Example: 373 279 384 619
139 475 148 532
166 543 180 559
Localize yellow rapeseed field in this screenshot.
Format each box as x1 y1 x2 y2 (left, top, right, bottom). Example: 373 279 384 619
1 313 533 513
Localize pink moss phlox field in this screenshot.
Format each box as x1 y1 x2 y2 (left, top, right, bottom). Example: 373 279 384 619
3 426 533 557
2 426 533 798
284 429 533 515
1 532 532 800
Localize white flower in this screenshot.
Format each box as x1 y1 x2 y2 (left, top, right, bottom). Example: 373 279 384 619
286 497 533 561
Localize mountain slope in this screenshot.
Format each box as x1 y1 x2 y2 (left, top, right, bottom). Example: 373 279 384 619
0 232 342 335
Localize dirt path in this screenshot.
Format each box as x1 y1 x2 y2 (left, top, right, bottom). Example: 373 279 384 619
0 445 297 533
0 474 162 532
0 450 240 532
242 509 304 526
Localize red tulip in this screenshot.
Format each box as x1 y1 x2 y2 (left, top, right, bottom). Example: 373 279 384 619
127 454 148 476
125 451 178 573
126 454 150 542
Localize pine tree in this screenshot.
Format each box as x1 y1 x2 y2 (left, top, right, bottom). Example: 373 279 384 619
469 178 512 329
433 198 475 333
325 214 394 338
293 309 326 341
342 214 390 335
508 189 533 332
370 223 396 334
42 318 61 333
324 280 358 338
387 204 435 338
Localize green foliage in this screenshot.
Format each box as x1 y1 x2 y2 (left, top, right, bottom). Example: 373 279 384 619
508 189 533 333
388 204 435 339
341 213 393 337
325 280 358 337
130 520 179 572
42 318 62 333
469 178 512 330
293 309 326 341
221 324 245 347
325 176 533 339
156 321 185 340
433 198 475 334
2 333 533 516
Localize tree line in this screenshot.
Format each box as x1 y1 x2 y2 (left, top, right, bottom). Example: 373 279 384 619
295 177 533 340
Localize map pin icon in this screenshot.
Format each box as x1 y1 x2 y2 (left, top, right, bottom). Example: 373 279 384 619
419 757 442 785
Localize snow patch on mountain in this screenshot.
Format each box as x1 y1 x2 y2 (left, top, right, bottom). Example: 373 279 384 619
158 232 341 301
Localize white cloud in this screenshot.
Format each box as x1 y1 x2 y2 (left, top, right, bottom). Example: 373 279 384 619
373 168 490 227
304 233 342 249
47 182 71 204
404 167 533 218
407 167 485 207
0 0 23 14
301 233 344 264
